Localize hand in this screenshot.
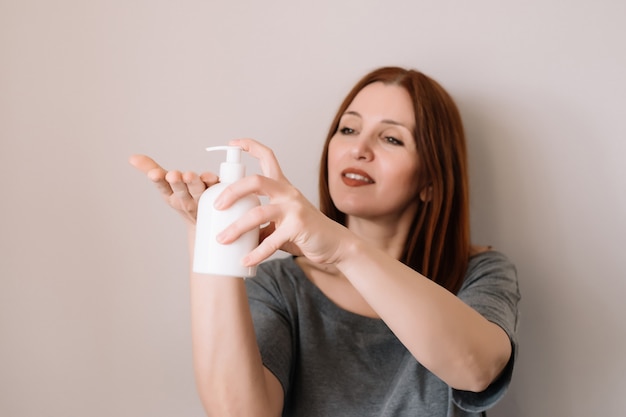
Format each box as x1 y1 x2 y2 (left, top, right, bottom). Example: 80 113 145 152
213 139 349 267
128 154 219 225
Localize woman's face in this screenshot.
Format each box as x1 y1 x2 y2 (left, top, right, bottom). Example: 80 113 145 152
328 82 422 223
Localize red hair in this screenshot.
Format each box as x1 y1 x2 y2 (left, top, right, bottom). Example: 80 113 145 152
318 67 470 294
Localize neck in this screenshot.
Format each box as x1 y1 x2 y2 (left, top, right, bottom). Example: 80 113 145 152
346 215 412 260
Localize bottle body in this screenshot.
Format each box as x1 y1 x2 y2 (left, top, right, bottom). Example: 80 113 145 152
193 183 260 277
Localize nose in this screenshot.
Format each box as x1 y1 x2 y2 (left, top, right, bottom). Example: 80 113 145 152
350 136 374 161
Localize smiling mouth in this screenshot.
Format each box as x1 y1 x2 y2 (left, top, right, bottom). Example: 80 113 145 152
341 170 375 186
344 172 374 183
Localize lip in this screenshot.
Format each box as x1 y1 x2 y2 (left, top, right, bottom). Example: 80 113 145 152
341 168 375 187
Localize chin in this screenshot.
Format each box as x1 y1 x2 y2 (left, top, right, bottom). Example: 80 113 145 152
333 202 379 219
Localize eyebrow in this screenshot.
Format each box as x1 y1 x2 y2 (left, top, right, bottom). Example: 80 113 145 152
342 111 411 130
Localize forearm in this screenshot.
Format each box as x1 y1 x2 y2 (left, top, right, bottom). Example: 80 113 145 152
187 227 281 416
335 236 511 392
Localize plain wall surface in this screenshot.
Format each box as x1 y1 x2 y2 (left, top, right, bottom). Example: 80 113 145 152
1 0 625 416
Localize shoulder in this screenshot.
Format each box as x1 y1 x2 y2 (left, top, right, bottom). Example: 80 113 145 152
459 250 521 310
465 250 517 284
459 249 521 329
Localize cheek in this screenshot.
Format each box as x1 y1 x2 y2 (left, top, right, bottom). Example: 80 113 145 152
384 165 422 203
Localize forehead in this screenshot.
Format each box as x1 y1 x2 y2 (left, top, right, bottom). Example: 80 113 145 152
345 82 415 128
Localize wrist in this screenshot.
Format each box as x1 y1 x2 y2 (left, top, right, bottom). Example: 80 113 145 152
335 232 365 270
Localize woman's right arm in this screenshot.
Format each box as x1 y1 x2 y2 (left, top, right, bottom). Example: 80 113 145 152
129 155 284 417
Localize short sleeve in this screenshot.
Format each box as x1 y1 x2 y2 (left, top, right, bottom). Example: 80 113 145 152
245 261 296 396
452 251 521 412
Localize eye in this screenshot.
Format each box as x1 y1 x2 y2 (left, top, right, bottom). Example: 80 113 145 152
339 126 355 135
385 136 404 146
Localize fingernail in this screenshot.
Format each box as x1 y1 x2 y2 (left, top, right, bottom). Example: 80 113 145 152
216 231 227 243
214 198 224 210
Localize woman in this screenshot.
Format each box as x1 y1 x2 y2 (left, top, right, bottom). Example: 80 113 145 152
130 67 520 416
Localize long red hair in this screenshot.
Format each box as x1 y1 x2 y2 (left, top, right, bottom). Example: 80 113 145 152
318 67 470 294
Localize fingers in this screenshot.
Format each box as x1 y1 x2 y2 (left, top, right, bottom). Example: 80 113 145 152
217 204 280 245
182 171 213 201
229 138 288 182
214 174 294 210
199 172 220 188
128 154 163 175
165 170 190 199
257 224 304 259
129 155 174 196
244 229 290 266
216 205 289 266
259 222 276 243
130 154 219 221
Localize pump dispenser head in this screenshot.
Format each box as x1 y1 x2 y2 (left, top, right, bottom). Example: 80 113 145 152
205 146 245 183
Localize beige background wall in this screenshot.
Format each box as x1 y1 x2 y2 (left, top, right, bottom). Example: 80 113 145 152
2 0 625 416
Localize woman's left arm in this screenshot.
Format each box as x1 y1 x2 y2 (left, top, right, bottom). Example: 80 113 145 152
335 238 513 392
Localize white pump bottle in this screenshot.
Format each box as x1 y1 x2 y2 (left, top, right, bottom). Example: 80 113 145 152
193 146 260 277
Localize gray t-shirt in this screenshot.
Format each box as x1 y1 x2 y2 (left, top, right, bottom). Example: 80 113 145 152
245 251 520 417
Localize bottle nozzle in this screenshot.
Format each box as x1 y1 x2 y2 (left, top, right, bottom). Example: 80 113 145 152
205 145 245 183
205 145 242 163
